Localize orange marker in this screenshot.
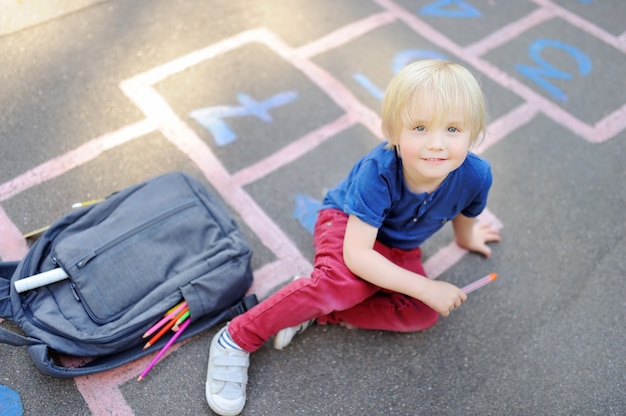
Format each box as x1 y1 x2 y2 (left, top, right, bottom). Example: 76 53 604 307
462 273 498 294
143 306 188 349
142 301 187 338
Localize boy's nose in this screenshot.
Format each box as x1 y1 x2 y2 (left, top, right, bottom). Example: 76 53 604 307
426 132 445 149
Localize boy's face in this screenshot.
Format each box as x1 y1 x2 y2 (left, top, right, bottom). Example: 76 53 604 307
395 107 472 194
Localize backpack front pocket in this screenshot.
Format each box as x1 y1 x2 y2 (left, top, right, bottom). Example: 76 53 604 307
52 199 217 323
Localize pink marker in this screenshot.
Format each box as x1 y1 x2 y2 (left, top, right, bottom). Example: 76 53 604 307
462 273 498 294
142 301 187 338
137 318 191 381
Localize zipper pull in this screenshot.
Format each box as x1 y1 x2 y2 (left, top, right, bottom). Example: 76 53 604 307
76 252 96 268
70 283 81 302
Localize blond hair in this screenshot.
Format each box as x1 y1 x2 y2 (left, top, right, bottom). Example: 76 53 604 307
381 59 487 148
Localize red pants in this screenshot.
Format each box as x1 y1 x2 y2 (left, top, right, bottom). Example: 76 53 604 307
229 209 438 352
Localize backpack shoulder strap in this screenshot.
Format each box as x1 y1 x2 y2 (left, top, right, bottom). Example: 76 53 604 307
1 261 40 345
0 326 40 347
0 261 19 318
0 261 19 280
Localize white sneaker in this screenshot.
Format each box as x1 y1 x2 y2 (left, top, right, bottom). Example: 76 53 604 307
273 276 315 350
206 326 249 416
273 318 315 350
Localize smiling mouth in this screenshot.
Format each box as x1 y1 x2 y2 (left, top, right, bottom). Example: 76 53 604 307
422 157 447 162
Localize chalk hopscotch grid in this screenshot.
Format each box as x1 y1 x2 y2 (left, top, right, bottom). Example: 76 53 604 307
0 0 624 414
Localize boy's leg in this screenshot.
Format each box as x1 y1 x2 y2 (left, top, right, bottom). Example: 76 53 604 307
317 243 439 332
318 290 438 332
228 209 381 352
229 209 439 350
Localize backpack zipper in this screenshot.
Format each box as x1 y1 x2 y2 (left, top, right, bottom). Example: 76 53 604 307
74 200 197 269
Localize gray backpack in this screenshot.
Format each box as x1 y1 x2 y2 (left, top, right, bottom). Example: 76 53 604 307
0 172 257 377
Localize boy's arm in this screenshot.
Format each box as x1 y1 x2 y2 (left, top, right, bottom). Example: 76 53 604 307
343 214 466 317
452 213 501 258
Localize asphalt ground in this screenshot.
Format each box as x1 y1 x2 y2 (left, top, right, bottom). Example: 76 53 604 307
1 1 624 415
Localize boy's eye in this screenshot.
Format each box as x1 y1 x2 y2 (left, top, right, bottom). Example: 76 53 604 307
414 125 426 131
447 127 458 133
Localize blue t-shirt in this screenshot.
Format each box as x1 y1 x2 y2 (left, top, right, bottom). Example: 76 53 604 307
321 141 492 249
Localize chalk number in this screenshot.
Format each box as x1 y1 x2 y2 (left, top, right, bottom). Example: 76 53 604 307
515 39 592 102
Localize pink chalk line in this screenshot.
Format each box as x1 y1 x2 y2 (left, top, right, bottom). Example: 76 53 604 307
294 11 396 59
474 103 539 155
0 119 157 203
424 208 503 279
0 205 28 261
230 113 359 187
464 8 555 57
123 30 265 87
257 28 383 138
531 0 626 54
61 343 189 416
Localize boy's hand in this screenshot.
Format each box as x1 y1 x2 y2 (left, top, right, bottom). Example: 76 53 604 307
420 279 467 317
462 222 501 258
453 215 501 258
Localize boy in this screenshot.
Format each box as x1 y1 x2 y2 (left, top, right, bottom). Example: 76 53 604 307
206 59 501 416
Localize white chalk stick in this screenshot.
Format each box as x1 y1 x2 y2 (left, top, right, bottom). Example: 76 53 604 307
14 268 69 293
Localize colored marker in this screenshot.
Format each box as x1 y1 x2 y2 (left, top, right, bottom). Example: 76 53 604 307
71 198 105 209
137 318 191 381
22 225 50 240
165 301 185 316
462 273 498 294
143 306 188 349
142 301 187 338
172 311 190 331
